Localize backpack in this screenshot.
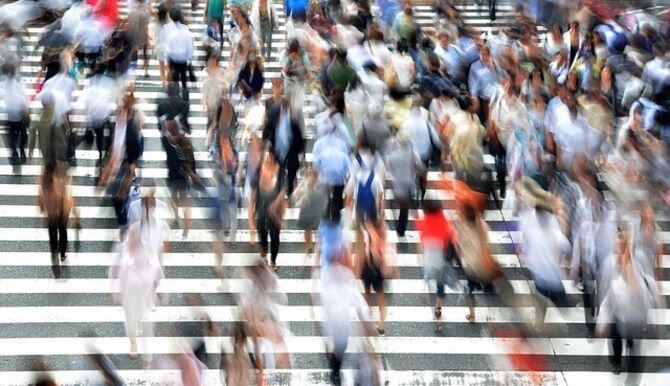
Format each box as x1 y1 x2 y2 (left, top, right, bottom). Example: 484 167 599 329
355 153 378 222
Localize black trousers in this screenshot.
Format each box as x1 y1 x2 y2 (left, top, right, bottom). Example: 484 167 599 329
7 120 27 163
610 326 636 369
48 216 68 258
490 140 507 196
395 196 410 237
44 61 61 83
283 158 300 196
169 60 189 98
257 217 280 264
328 184 345 217
89 120 108 159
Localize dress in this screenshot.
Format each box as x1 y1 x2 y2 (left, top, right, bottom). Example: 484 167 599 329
297 182 328 229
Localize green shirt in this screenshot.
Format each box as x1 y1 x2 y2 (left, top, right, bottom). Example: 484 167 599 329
207 0 224 21
328 61 355 92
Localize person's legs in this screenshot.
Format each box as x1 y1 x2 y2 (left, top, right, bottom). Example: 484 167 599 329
396 196 409 237
330 329 348 382
227 198 238 240
286 161 298 196
58 216 68 259
611 326 623 371
47 218 59 256
94 121 106 161
269 222 280 265
7 120 19 164
494 143 507 198
330 184 345 215
304 227 312 254
257 218 269 257
377 290 387 331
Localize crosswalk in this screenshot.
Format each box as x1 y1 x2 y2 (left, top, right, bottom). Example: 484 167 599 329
0 0 669 385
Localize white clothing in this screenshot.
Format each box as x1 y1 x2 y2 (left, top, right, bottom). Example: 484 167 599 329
391 53 414 89
519 210 570 291
165 22 194 62
402 107 435 162
73 18 104 53
347 44 373 72
365 40 391 69
38 73 76 126
60 2 91 39
1 76 27 122
320 264 369 342
80 75 119 124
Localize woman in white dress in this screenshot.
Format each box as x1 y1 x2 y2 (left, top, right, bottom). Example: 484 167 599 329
112 195 169 364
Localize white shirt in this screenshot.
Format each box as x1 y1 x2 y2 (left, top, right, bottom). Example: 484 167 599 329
81 76 119 124
1 76 27 122
402 107 435 162
519 210 570 291
73 17 104 52
165 22 194 62
60 2 91 39
365 40 391 68
38 73 76 125
392 53 414 89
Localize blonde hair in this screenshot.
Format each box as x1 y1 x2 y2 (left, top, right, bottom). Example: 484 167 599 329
450 114 483 172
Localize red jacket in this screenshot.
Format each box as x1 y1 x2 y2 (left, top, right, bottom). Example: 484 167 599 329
416 212 456 249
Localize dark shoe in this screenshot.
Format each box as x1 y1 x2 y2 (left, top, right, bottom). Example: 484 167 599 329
60 254 67 262
376 326 385 336
330 370 341 386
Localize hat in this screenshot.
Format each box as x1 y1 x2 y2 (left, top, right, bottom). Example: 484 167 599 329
518 177 554 212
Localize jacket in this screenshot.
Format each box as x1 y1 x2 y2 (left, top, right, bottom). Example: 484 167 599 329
263 105 305 167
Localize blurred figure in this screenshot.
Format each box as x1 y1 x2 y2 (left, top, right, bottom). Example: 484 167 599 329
125 0 151 78
212 135 239 248
416 199 458 319
37 164 79 278
238 56 265 101
517 178 570 330
292 166 328 257
222 322 252 386
73 10 104 76
79 65 120 163
281 39 311 133
319 249 369 385
250 0 277 63
263 96 305 196
248 151 287 271
165 7 194 98
202 51 226 133
357 220 392 335
596 224 660 374
99 93 145 229
239 261 290 382
150 3 171 87
384 128 421 237
1 62 29 165
111 196 167 366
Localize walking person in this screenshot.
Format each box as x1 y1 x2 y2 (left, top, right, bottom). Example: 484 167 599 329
292 166 328 257
1 62 29 165
281 39 311 134
202 50 226 133
237 55 265 102
384 129 421 237
416 199 458 319
165 7 194 99
126 0 151 78
263 98 305 196
357 220 394 335
250 0 276 63
37 164 79 279
79 66 120 164
248 151 287 271
150 3 171 87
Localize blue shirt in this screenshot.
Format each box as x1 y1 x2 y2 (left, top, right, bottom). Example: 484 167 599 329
313 137 350 186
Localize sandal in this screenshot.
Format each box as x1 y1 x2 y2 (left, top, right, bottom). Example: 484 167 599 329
434 307 442 319
376 326 385 336
466 314 475 323
270 262 278 272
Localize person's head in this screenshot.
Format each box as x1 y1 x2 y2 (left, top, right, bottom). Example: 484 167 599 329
479 44 491 62
271 77 282 97
427 52 441 72
368 25 383 42
569 21 579 32
438 30 450 47
601 65 613 83
551 24 563 39
396 39 409 54
403 0 413 14
652 42 667 58
206 50 220 66
288 39 301 61
169 6 182 23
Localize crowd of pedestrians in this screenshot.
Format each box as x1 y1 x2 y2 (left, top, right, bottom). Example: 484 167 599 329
1 0 669 384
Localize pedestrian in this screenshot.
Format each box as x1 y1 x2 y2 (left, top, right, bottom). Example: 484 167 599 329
263 98 305 196
79 65 120 164
416 198 458 319
222 322 252 386
357 220 394 335
165 7 194 98
204 0 225 45
1 62 29 165
250 0 277 63
202 50 226 132
150 3 171 87
72 11 104 76
292 166 328 257
248 151 287 271
125 0 151 78
37 164 79 278
237 55 265 101
281 39 312 133
384 128 421 237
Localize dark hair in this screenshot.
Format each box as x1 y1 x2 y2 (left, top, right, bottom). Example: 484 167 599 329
288 39 300 54
157 3 169 23
396 39 409 54
169 6 182 23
